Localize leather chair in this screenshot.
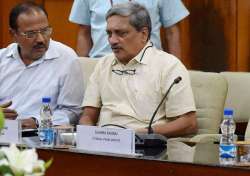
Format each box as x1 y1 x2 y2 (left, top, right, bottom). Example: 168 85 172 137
168 70 228 161
188 71 228 142
220 72 250 139
77 57 99 93
190 71 228 134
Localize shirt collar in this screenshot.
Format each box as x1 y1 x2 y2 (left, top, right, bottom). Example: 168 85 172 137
5 43 19 59
111 41 153 66
44 39 60 60
5 39 60 65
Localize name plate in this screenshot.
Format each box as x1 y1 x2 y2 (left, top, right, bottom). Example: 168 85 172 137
76 125 135 155
0 120 20 144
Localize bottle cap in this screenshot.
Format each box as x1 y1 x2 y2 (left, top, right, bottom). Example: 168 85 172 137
224 108 233 116
42 97 51 103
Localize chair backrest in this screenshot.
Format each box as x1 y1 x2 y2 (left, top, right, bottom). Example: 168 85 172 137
77 57 99 93
189 71 228 134
220 72 250 138
220 72 250 123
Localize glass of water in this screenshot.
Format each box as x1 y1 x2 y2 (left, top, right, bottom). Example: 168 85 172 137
53 125 75 149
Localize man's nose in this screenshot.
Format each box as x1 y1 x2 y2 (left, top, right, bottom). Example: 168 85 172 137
34 32 46 42
109 34 119 45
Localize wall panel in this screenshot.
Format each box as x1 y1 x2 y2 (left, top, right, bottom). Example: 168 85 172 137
237 0 250 71
0 0 24 48
182 0 237 72
0 0 3 47
43 0 77 49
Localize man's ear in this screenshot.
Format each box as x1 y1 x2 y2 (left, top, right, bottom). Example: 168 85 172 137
9 28 17 42
140 27 149 43
9 28 15 36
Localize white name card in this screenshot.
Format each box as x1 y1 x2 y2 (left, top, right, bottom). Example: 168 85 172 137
76 125 135 155
0 120 20 144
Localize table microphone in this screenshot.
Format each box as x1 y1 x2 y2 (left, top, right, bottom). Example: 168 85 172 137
135 76 182 148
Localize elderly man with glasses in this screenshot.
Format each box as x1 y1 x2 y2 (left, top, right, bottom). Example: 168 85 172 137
79 2 197 138
0 2 84 129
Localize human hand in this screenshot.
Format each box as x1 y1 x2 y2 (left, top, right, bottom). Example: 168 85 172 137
135 127 148 134
0 101 18 120
21 118 37 129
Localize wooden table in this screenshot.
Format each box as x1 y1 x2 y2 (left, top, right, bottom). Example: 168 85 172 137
38 147 250 176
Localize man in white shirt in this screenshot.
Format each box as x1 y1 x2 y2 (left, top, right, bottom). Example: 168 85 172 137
0 2 84 128
79 2 197 137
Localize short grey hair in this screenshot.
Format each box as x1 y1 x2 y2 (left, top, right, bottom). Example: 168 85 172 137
106 2 151 40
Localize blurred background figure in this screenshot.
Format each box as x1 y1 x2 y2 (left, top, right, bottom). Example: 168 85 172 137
69 0 189 59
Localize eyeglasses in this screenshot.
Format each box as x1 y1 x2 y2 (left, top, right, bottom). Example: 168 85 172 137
18 26 52 39
112 69 136 75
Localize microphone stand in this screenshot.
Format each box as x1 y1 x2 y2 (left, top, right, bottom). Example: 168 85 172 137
135 77 182 149
148 76 182 134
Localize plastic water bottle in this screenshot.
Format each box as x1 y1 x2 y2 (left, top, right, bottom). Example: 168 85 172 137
219 108 236 165
39 97 54 147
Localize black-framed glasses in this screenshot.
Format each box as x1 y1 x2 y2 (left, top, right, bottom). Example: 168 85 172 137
18 26 52 39
112 69 136 75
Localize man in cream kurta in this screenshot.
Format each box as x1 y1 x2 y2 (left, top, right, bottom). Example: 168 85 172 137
80 2 197 137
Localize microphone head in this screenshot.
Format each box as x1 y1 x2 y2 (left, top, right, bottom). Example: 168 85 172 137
174 76 182 84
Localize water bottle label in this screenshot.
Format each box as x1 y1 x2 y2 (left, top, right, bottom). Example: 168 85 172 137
39 130 46 141
219 144 236 159
39 128 54 146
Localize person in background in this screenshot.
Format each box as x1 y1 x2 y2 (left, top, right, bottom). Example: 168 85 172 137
79 2 197 137
69 0 189 59
0 2 84 129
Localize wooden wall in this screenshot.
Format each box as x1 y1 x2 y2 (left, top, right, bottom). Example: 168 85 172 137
42 0 78 49
0 0 25 47
0 0 2 47
0 0 250 72
237 0 250 71
181 0 250 72
181 0 237 71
